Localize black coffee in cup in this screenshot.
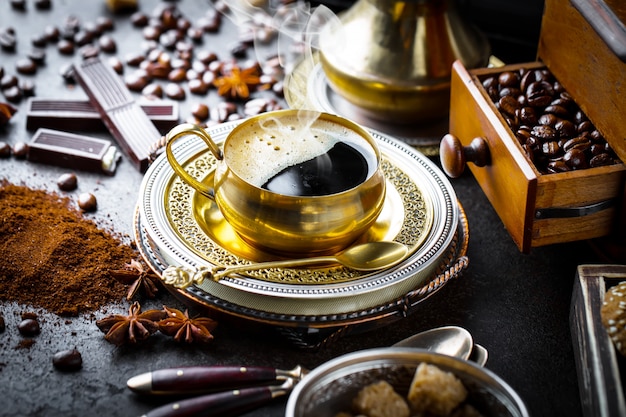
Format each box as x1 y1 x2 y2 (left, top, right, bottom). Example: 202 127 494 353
262 141 372 196
225 114 379 197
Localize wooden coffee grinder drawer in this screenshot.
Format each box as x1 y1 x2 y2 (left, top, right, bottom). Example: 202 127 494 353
440 0 626 254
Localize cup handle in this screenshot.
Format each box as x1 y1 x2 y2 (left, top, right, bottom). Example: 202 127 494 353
165 123 224 199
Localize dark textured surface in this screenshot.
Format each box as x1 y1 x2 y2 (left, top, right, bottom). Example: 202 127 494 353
0 1 597 416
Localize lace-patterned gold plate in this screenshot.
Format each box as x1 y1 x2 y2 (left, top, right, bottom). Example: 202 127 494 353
139 120 458 315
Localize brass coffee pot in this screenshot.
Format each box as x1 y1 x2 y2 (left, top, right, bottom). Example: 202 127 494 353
319 0 490 123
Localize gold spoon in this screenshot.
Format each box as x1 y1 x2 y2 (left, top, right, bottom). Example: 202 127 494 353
161 241 409 289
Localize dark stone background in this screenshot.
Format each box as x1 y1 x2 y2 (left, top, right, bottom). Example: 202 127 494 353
0 1 609 416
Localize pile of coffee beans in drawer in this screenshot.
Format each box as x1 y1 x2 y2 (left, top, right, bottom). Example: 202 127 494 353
482 67 621 175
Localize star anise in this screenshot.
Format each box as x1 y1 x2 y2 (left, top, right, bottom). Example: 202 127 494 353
213 66 260 100
0 102 18 127
158 305 218 345
96 302 167 346
110 259 160 300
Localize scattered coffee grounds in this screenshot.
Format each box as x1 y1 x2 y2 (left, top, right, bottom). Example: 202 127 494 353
0 181 136 316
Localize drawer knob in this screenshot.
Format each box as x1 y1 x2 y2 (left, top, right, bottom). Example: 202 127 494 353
439 134 490 178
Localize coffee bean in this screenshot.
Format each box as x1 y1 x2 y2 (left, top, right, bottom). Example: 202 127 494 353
142 83 163 98
98 35 117 53
164 83 185 100
20 79 35 96
191 103 209 120
31 33 48 48
124 72 149 91
107 57 124 74
53 349 83 372
77 193 97 211
12 142 28 158
57 39 75 55
188 78 208 94
0 315 5 333
34 0 51 9
0 143 11 158
10 0 26 10
96 16 115 32
15 58 37 75
1 74 18 89
131 12 149 27
590 153 615 167
57 173 78 191
27 48 46 65
59 63 76 83
44 25 60 42
3 86 22 102
18 318 40 336
0 30 17 51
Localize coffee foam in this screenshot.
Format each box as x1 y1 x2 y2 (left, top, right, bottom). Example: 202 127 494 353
225 115 373 187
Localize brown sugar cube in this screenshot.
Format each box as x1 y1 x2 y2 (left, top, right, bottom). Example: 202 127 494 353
352 380 409 417
407 363 468 416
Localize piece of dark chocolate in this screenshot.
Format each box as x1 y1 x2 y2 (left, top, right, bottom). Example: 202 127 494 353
72 57 161 172
27 128 121 175
26 97 179 132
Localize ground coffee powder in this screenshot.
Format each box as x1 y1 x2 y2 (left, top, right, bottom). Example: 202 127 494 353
0 181 136 316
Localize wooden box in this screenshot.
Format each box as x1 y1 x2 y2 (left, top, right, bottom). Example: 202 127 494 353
441 0 626 253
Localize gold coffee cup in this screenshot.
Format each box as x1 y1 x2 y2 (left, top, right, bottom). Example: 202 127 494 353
165 110 386 257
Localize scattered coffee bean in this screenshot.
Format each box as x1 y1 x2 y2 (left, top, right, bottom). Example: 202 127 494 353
0 314 5 333
19 79 36 96
96 16 115 32
57 39 75 55
142 83 163 98
31 33 48 47
78 192 97 211
188 78 208 94
0 29 17 51
53 349 83 372
44 25 60 42
164 82 185 100
0 143 11 158
1 74 18 89
3 86 22 102
59 63 76 83
131 12 149 27
27 48 46 65
12 142 28 158
124 72 149 91
15 58 38 75
98 35 117 53
18 318 40 337
107 56 124 74
57 173 78 191
10 0 26 10
191 102 209 120
34 0 52 10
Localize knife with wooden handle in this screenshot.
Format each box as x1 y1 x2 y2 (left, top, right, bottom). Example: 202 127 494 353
139 379 295 417
128 365 306 396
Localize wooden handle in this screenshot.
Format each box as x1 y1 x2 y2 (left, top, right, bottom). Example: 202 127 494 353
439 134 490 178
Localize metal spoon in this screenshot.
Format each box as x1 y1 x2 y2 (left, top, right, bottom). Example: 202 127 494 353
161 241 409 288
392 325 474 361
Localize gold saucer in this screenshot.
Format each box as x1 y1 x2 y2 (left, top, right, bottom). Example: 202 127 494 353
139 120 459 315
167 147 433 285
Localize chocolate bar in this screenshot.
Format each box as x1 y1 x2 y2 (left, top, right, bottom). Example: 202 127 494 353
72 57 161 172
26 97 179 132
27 128 121 175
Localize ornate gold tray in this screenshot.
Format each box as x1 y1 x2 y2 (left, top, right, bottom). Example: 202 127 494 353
137 120 460 318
